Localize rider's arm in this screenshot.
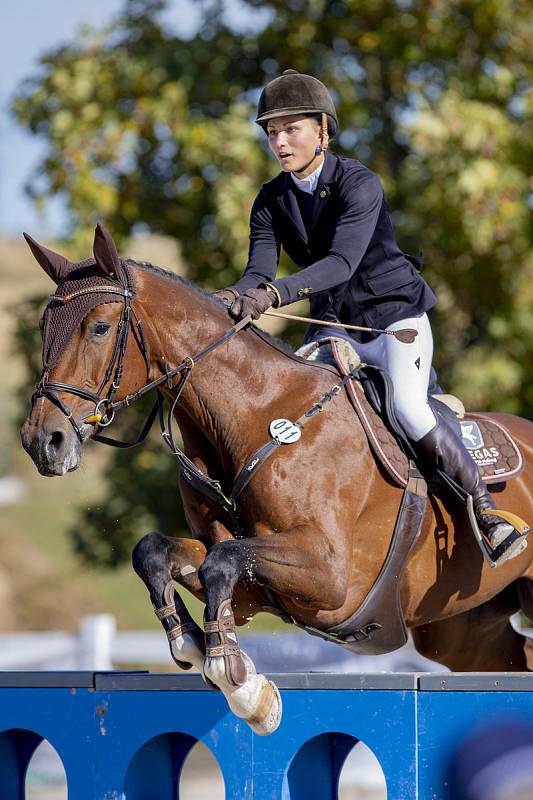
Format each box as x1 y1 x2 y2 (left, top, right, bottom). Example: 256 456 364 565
269 172 383 307
233 188 281 294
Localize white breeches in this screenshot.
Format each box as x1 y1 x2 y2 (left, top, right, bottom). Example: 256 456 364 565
299 313 437 442
353 314 436 441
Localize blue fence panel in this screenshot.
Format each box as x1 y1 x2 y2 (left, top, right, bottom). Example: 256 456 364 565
0 670 532 798
417 673 533 800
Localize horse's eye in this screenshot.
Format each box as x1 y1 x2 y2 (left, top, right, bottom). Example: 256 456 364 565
93 322 111 337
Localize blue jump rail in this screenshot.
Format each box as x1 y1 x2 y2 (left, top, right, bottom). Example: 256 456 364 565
0 671 532 799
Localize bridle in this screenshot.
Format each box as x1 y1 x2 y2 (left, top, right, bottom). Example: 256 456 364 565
33 268 251 449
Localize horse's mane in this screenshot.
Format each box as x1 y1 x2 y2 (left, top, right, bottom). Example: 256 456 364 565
127 258 294 354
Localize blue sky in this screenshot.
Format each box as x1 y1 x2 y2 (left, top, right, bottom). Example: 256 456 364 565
0 0 263 238
1 0 124 237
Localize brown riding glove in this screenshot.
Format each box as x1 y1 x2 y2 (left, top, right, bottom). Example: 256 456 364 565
213 287 239 307
229 286 279 321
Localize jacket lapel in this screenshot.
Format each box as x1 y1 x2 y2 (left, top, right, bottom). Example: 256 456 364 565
310 151 337 230
277 180 308 244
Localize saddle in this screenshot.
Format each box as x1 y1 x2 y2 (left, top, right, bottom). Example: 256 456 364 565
297 337 526 656
300 337 524 489
354 373 521 490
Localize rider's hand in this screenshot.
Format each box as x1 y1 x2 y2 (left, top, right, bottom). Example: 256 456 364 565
229 286 278 321
213 287 239 307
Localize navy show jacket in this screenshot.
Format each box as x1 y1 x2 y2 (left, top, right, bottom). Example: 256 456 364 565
234 150 436 341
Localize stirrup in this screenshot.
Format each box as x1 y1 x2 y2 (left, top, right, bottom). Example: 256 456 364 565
466 496 530 568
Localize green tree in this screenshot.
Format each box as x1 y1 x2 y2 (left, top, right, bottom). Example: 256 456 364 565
12 0 533 565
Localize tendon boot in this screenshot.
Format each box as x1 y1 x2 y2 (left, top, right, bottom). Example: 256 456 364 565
416 418 528 565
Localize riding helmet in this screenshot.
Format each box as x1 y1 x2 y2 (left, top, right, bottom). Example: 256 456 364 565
255 69 338 137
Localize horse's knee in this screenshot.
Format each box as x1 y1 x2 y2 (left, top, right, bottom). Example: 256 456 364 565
132 531 169 579
198 541 241 590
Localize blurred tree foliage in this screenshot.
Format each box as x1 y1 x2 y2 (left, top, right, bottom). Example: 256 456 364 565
12 0 532 565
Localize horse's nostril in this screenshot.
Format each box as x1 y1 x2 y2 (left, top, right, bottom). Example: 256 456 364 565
48 430 64 453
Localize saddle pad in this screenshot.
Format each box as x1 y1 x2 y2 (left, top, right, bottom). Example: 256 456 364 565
328 341 524 488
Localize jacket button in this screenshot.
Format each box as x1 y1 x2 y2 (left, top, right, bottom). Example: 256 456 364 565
297 287 312 297
320 189 327 198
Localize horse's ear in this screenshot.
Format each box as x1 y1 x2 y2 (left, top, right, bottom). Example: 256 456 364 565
93 223 124 281
23 232 74 285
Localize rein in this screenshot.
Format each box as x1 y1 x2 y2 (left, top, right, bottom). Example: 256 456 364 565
34 271 361 541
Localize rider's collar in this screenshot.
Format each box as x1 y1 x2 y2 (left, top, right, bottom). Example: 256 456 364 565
290 159 325 194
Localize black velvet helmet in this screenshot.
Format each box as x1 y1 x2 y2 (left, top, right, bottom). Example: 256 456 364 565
256 69 338 137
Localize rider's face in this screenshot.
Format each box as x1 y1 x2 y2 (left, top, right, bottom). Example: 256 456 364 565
266 115 323 177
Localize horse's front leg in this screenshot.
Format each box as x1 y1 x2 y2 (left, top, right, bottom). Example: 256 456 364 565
198 528 346 735
132 532 207 671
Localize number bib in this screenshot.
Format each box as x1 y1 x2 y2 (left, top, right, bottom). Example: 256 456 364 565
269 418 302 444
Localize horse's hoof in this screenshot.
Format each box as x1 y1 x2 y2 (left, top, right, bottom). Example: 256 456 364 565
233 675 283 736
201 663 222 692
171 655 193 670
169 633 205 673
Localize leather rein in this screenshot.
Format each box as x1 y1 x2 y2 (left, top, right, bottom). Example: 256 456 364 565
33 270 360 541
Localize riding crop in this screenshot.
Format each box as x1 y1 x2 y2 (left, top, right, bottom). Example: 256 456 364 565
263 310 418 344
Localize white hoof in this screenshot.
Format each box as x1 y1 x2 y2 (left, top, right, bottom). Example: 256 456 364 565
169 633 205 672
232 673 282 736
203 650 282 735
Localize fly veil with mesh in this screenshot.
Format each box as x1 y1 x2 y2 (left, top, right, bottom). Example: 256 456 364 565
41 259 136 370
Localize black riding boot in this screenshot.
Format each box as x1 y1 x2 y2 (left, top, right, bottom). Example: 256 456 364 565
416 418 527 564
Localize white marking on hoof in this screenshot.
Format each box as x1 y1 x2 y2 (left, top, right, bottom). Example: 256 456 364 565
203 650 282 735
169 633 205 671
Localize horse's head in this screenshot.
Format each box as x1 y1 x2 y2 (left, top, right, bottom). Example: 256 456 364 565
21 224 143 476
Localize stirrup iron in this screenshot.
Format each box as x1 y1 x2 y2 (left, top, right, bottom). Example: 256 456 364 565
466 496 530 568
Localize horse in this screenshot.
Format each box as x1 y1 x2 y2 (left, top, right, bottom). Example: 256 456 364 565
21 224 533 735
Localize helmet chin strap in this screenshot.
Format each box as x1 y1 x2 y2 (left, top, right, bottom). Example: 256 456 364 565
320 112 329 151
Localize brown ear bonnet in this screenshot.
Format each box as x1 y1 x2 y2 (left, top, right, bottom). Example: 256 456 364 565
40 261 136 369
24 226 136 370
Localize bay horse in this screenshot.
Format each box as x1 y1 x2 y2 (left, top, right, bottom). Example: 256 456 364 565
21 225 533 735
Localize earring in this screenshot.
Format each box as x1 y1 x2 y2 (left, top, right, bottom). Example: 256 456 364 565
315 146 322 154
